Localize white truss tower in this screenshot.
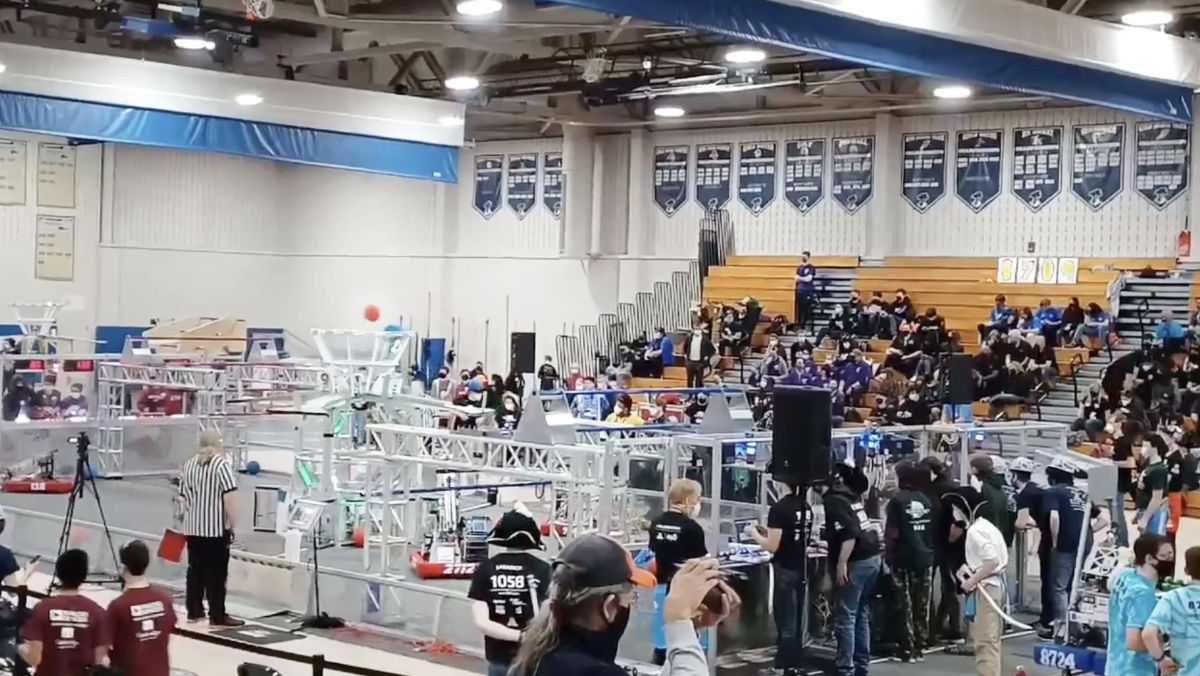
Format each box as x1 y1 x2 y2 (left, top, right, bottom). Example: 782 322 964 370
311 328 416 397
10 302 62 348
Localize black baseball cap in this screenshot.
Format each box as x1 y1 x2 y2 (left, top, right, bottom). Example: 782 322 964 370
487 510 544 550
553 534 656 589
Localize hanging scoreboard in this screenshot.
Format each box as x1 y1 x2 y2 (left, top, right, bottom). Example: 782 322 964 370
831 136 874 214
472 155 504 218
737 141 777 215
901 132 946 213
1134 121 1188 210
955 130 1003 213
694 144 732 211
784 139 824 213
1072 123 1124 210
653 145 690 216
1012 127 1062 212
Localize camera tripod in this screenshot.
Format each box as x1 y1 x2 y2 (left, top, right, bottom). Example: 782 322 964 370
54 432 120 586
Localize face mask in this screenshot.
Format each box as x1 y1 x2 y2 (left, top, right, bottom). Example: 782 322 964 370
586 601 631 662
969 475 983 491
908 394 920 402
690 501 702 519
1155 557 1176 580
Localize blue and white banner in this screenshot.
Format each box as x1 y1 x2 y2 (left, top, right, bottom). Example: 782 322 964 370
831 136 874 213
738 141 777 215
1135 121 1189 209
1012 127 1062 212
901 132 946 213
694 144 731 210
784 139 824 213
473 154 504 218
543 151 563 219
955 130 1003 212
653 145 690 216
505 154 538 219
1072 123 1125 210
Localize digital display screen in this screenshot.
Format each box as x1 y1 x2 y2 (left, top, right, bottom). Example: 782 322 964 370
21 360 45 371
63 360 94 372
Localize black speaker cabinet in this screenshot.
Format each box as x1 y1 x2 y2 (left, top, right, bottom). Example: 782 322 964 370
945 353 975 405
511 332 536 373
770 386 832 484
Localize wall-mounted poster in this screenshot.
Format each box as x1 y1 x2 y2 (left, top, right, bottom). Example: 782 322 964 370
37 142 76 209
472 154 503 218
1016 257 1038 284
901 132 946 213
543 152 563 219
831 136 874 213
653 145 690 216
0 138 27 206
1134 121 1189 209
955 130 1002 213
34 214 74 281
997 257 1017 284
738 141 777 215
1072 123 1124 210
1037 258 1059 284
505 154 538 219
1012 127 1062 212
1057 257 1079 284
784 138 824 213
695 144 731 211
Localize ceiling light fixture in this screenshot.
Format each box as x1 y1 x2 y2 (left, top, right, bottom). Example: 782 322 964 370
654 106 686 118
235 93 263 106
0 64 7 75
174 36 216 50
933 85 973 99
445 75 481 91
724 47 767 64
1120 9 1174 26
439 115 465 127
456 0 502 16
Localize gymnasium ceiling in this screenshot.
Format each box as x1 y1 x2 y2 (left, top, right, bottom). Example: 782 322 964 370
1 0 1197 140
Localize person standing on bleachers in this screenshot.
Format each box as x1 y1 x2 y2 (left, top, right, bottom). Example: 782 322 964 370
978 294 1016 342
1155 310 1187 355
646 328 675 378
794 253 817 333
682 327 715 389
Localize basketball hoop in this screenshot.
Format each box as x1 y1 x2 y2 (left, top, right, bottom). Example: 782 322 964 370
242 0 274 20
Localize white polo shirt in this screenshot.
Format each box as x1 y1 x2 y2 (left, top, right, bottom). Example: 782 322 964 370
965 516 1009 587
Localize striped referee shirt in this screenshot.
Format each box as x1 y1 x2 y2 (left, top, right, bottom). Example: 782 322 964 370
179 454 238 538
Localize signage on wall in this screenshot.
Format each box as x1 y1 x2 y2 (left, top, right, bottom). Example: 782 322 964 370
694 144 731 211
1037 258 1059 284
34 214 74 281
1072 123 1124 210
1134 121 1189 209
1015 257 1037 284
37 142 76 209
505 154 538 219
653 145 690 216
901 132 946 213
472 154 504 219
543 152 563 219
0 138 27 206
997 256 1079 285
955 130 1002 213
831 136 874 213
738 141 777 215
784 138 824 213
1012 127 1062 212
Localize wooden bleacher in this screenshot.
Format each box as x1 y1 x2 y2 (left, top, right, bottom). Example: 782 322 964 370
704 255 859 317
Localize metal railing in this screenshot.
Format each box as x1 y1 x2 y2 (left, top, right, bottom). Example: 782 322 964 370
1069 352 1085 407
1136 297 1151 350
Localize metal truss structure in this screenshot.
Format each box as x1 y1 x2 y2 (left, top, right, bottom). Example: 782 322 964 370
225 362 326 398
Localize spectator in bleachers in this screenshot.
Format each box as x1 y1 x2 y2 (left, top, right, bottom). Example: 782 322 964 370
865 291 891 338
884 321 930 379
840 349 873 407
498 393 522 430
606 393 645 426
488 374 507 410
505 369 525 396
762 338 789 382
430 368 453 401
1155 310 1187 355
571 377 607 420
683 327 716 389
794 253 817 332
1015 307 1036 335
977 294 1016 342
1060 297 1085 344
1071 303 1112 350
1034 299 1064 346
917 307 946 355
1072 383 1110 441
565 363 585 391
644 328 675 378
1118 386 1149 428
843 291 867 336
892 386 932 426
1027 335 1058 394
816 302 853 348
890 289 915 332
973 343 1002 398
537 356 560 392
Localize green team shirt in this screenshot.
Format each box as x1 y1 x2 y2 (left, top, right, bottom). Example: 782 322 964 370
885 490 934 570
1135 463 1168 511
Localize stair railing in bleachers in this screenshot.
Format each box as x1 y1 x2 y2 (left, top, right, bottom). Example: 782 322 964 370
1135 297 1151 350
1068 353 1085 407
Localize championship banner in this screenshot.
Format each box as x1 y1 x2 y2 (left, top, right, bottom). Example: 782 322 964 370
1072 123 1125 210
831 136 874 214
784 138 825 213
472 154 504 218
505 154 538 219
901 132 947 213
543 152 563 219
1135 121 1189 210
955 130 1002 213
1012 127 1062 212
695 144 731 211
653 145 690 216
738 141 777 215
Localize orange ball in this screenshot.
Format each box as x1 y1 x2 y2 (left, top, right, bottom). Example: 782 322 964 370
364 305 381 323
352 527 366 548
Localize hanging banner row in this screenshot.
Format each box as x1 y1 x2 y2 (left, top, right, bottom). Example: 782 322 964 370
472 152 563 220
997 257 1080 285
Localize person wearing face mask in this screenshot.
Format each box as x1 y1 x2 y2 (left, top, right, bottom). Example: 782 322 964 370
744 476 807 675
1038 456 1089 638
60 381 90 418
1 375 33 421
839 350 873 407
762 338 788 383
968 454 1013 548
649 479 707 665
1105 534 1173 676
1009 457 1053 629
1072 383 1109 441
682 328 715 389
921 455 962 643
430 368 453 401
571 378 607 421
1071 303 1112 351
509 535 735 676
865 291 892 339
890 288 914 329
884 461 935 663
1119 387 1147 427
1106 420 1142 547
1165 435 1198 548
844 291 867 337
1136 434 1171 536
978 294 1015 343
893 387 931 426
537 356 560 392
605 393 644 426
794 253 818 333
944 487 1009 676
918 306 946 354
498 393 522 430
1143 546 1200 676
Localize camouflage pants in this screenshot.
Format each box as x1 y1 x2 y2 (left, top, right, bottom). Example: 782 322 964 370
892 567 933 656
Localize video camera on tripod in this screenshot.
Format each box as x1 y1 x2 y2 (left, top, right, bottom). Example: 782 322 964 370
55 431 120 586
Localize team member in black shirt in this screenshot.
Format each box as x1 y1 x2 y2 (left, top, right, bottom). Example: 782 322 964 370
1009 457 1050 628
649 479 707 665
1108 421 1142 547
1165 438 1199 549
469 508 552 676
1038 457 1089 638
819 467 882 676
745 477 807 675
1136 434 1170 536
885 461 935 662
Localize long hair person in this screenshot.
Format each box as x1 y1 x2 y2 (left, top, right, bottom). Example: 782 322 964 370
177 430 244 627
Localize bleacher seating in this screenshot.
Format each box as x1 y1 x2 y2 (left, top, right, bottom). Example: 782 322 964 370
703 255 859 320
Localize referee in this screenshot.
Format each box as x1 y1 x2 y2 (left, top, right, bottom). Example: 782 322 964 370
178 430 244 627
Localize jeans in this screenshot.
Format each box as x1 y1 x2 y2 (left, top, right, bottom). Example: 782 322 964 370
796 290 816 331
487 662 510 676
1110 498 1129 547
834 555 881 676
186 534 232 620
1072 323 1110 346
1048 549 1076 624
773 564 803 668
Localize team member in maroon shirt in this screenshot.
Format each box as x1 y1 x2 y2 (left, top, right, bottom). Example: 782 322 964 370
107 540 175 676
19 549 111 675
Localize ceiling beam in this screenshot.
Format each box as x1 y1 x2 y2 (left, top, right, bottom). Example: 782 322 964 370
1059 0 1089 13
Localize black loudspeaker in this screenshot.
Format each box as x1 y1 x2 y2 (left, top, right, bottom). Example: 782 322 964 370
945 353 976 405
770 386 832 484
511 332 536 373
